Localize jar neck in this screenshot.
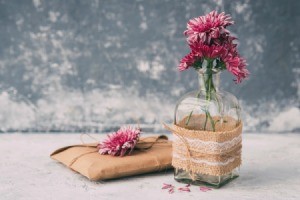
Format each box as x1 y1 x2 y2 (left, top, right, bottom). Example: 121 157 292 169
198 71 220 94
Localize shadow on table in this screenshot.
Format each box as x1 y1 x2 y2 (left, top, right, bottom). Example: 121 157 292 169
222 164 298 189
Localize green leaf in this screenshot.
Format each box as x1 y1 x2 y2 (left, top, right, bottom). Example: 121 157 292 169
192 59 203 70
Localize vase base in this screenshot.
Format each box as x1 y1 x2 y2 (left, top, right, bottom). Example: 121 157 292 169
174 168 239 188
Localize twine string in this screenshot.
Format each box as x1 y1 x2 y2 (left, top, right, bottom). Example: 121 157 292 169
163 123 197 180
68 150 98 167
66 133 101 167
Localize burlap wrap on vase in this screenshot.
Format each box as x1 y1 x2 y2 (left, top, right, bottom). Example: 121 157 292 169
167 117 243 177
50 135 172 181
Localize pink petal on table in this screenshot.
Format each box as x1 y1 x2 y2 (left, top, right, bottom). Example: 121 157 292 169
162 185 172 189
178 187 191 192
168 188 175 194
162 183 173 189
200 186 212 192
185 184 191 187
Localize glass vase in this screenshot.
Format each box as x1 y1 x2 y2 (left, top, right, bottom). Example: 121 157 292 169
173 68 241 188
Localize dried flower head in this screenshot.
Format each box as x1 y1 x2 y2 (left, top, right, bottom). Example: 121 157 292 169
97 126 141 156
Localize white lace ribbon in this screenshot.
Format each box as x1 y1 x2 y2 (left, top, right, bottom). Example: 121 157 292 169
173 150 241 166
173 135 242 154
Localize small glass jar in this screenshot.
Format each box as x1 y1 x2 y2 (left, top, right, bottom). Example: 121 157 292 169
173 68 241 188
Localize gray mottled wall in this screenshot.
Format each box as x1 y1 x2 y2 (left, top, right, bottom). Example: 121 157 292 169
0 0 299 132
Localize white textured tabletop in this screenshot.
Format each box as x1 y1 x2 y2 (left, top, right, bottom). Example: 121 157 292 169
0 133 299 200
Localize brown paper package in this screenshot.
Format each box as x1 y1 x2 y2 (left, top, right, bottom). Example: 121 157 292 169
50 135 173 181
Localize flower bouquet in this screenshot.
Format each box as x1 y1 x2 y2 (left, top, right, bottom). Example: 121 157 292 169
166 11 249 188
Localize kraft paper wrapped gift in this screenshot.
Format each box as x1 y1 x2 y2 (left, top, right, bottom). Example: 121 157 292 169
50 135 172 181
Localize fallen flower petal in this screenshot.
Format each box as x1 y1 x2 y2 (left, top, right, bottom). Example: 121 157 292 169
185 184 191 187
178 187 191 192
162 183 173 189
168 188 175 194
162 185 172 189
200 186 212 192
162 183 175 193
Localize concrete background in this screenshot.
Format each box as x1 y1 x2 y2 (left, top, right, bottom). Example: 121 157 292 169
0 0 299 132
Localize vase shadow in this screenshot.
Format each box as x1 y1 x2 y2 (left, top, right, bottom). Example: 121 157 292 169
222 164 298 189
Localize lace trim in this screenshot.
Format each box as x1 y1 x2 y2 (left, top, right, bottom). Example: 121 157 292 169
174 135 242 153
173 151 241 166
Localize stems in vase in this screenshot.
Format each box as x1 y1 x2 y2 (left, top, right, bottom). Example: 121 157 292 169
185 59 217 131
203 68 216 131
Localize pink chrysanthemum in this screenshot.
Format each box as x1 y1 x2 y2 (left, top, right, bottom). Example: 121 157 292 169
235 57 250 83
223 55 249 83
97 126 141 156
179 52 196 71
179 43 226 71
178 10 249 83
184 11 234 44
190 42 227 59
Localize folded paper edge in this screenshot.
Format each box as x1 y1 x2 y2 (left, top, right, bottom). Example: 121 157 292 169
88 163 173 181
50 143 98 157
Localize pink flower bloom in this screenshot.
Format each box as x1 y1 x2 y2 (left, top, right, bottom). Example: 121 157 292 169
178 43 227 71
179 52 196 71
184 11 234 44
217 35 238 55
190 42 227 59
235 57 250 83
97 126 140 156
223 55 249 83
224 55 240 70
178 10 249 83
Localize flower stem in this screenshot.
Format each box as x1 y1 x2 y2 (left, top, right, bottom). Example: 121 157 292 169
203 60 215 131
185 59 217 132
185 91 201 126
204 111 208 130
207 111 215 131
185 110 193 125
